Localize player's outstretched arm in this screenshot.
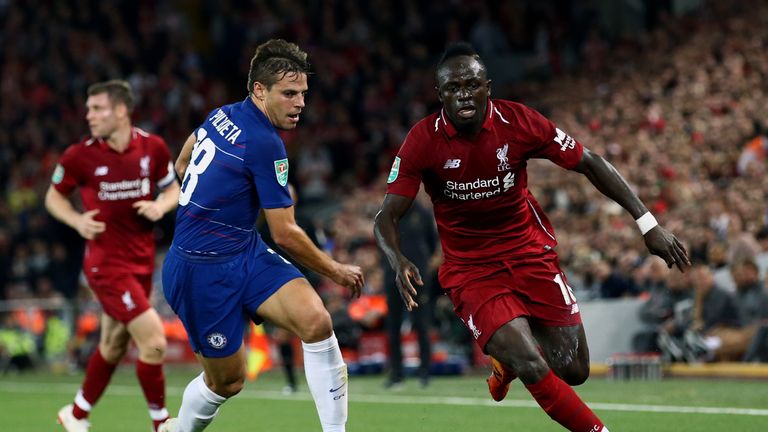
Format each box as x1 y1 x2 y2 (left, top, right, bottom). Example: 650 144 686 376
374 194 423 311
573 147 691 271
264 205 364 297
44 186 106 240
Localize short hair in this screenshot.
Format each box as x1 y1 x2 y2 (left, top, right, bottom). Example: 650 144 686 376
733 259 759 273
437 41 485 70
247 39 310 93
87 80 135 112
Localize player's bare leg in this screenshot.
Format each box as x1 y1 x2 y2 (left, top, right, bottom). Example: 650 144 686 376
127 309 170 429
127 309 167 364
258 278 348 432
530 323 590 386
486 317 608 432
100 314 132 361
486 324 587 403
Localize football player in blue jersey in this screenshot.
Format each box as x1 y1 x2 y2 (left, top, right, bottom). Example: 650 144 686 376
159 39 364 432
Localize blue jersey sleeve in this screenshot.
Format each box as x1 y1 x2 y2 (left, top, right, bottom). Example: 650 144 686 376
244 135 294 209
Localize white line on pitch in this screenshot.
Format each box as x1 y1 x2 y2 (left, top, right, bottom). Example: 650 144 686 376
1 381 766 417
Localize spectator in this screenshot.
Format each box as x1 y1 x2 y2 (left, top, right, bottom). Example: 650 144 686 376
381 200 437 389
754 226 768 280
684 265 743 362
296 140 334 203
732 260 768 361
0 312 36 374
632 257 676 352
325 290 362 353
594 253 640 299
733 260 768 325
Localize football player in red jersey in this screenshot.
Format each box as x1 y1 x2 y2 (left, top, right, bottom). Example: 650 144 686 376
375 42 690 432
46 80 179 432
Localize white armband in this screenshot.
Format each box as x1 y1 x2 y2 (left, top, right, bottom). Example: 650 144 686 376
636 212 658 235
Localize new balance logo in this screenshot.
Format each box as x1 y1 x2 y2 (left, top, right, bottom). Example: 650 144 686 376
94 166 109 176
554 128 575 152
443 159 461 169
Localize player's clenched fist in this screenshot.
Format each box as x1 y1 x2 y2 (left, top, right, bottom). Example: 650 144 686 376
332 263 364 297
133 200 164 222
76 209 106 240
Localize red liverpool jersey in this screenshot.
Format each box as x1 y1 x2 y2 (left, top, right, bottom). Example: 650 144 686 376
52 127 175 275
386 99 583 263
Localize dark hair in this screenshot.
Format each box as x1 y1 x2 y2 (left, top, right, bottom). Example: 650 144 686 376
437 41 485 70
87 80 135 112
247 39 310 93
733 259 759 272
756 225 768 240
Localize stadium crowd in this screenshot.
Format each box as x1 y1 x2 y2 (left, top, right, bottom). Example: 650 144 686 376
2 0 768 369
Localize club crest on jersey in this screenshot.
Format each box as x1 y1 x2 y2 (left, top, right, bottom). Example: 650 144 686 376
496 144 510 171
140 155 151 176
52 164 65 184
387 156 401 183
206 332 228 349
274 159 289 186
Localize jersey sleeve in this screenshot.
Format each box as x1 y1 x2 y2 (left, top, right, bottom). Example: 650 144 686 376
385 125 429 198
151 136 176 189
244 135 294 209
51 145 83 195
519 104 584 170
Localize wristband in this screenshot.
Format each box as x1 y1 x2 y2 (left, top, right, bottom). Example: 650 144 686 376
636 212 658 235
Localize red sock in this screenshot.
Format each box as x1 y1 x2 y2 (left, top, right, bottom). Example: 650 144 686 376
72 348 118 419
136 360 168 431
525 369 605 432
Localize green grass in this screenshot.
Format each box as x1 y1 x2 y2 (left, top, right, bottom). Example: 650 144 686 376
2 367 767 431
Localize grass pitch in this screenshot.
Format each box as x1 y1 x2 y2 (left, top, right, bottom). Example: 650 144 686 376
1 367 766 431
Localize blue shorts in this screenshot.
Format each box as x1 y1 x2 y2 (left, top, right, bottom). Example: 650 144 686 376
162 237 304 358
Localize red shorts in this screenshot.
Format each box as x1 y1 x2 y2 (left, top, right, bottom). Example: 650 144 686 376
438 252 581 352
86 273 153 323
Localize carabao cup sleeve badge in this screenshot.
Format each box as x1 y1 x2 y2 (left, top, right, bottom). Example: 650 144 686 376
52 164 65 184
274 159 289 186
387 156 401 184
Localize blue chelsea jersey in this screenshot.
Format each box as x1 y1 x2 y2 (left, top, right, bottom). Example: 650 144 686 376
172 98 293 256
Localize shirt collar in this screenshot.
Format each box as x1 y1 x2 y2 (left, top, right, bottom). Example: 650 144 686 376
87 127 139 152
440 99 495 139
242 96 273 128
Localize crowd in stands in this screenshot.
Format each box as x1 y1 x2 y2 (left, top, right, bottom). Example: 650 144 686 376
2 0 768 369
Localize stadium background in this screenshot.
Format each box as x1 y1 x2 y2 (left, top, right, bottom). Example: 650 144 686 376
1 1 768 431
